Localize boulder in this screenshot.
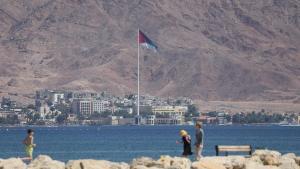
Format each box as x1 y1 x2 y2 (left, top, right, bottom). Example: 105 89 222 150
245 161 279 169
295 157 300 166
282 153 297 160
279 157 300 169
248 156 263 164
0 158 27 169
27 155 65 169
66 159 129 169
158 156 192 169
131 157 163 168
253 150 281 157
131 156 191 169
196 156 245 169
192 159 226 169
228 156 246 169
264 155 281 166
253 150 281 166
131 166 161 169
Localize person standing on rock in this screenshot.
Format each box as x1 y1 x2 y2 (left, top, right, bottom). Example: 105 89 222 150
176 130 193 157
195 122 204 160
22 129 36 161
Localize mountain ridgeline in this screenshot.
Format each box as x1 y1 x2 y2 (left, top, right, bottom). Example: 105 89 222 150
0 0 300 102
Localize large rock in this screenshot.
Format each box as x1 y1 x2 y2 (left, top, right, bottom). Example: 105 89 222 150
245 161 279 169
282 153 297 160
279 157 300 169
131 156 191 169
192 159 226 169
0 158 27 169
66 159 129 169
295 157 300 166
225 156 245 169
131 166 161 169
253 150 281 166
264 155 281 166
158 156 192 169
131 157 163 168
195 156 245 169
27 155 65 169
253 150 282 157
248 155 263 165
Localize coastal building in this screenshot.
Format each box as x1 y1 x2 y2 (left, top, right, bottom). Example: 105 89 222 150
217 112 227 125
72 92 97 99
149 106 187 125
0 111 13 118
92 100 110 113
1 97 17 110
198 115 218 124
72 99 93 116
146 115 155 125
155 114 183 125
298 116 300 124
50 92 64 105
72 99 111 115
118 118 134 125
152 106 188 116
38 102 50 119
67 114 77 123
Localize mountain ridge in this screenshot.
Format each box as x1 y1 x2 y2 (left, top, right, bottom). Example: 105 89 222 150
0 0 300 102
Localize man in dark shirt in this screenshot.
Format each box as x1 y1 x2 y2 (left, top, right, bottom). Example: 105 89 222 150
195 122 204 160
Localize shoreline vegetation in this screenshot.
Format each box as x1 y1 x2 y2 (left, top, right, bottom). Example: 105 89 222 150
0 150 300 169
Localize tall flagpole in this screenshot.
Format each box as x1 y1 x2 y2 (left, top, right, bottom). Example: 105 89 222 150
137 28 140 119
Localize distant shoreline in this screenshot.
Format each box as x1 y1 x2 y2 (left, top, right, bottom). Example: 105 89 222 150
1 123 299 128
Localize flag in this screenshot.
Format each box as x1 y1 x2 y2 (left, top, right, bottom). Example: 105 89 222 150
138 30 158 52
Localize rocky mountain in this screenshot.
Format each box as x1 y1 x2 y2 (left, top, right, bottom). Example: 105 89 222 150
0 0 300 102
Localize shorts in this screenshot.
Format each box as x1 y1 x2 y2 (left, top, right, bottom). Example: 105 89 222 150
25 145 34 158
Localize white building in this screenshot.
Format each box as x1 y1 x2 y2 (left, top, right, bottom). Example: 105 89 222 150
92 100 110 113
146 115 155 125
72 99 111 115
50 93 64 104
152 106 188 116
39 103 50 119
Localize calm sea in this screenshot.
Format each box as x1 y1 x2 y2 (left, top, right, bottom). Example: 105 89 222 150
0 125 299 162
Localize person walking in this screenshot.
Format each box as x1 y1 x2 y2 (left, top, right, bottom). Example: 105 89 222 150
22 129 36 161
195 122 204 160
176 130 193 157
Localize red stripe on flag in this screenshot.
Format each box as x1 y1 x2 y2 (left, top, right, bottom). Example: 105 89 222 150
138 31 146 44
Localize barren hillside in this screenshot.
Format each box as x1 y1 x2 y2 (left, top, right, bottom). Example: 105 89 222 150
0 0 300 102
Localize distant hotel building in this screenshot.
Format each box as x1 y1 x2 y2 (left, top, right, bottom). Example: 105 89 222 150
152 106 188 116
72 99 93 115
92 100 110 113
72 99 111 115
147 106 188 125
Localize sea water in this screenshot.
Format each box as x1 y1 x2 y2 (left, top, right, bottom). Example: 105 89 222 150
0 125 299 162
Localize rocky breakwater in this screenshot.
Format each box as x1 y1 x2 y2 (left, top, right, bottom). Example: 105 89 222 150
0 150 300 169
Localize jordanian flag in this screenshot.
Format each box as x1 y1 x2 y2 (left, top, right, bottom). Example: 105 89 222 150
138 30 158 52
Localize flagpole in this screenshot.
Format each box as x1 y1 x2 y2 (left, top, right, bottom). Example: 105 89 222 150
137 28 140 122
